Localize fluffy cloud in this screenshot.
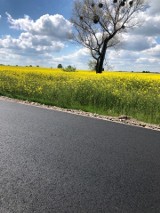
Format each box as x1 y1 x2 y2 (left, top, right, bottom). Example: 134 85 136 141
0 33 64 53
132 14 160 37
119 34 157 51
6 13 34 31
6 13 73 40
0 13 73 65
143 45 160 58
0 13 73 54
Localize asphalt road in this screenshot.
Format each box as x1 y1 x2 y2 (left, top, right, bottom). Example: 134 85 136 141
0 99 160 213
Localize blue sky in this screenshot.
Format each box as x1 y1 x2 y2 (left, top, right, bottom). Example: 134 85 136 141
0 0 160 72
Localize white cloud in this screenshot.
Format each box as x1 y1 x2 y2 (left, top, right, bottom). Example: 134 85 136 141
6 13 73 40
0 33 65 53
119 34 157 51
147 0 160 15
0 13 73 66
132 13 160 37
6 12 33 31
143 45 160 58
136 58 160 64
2 13 73 54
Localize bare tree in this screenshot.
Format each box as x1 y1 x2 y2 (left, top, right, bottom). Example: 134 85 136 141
71 0 146 73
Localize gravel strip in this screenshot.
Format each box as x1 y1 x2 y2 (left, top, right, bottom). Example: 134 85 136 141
0 96 160 132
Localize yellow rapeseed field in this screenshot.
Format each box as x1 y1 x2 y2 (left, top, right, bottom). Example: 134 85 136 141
0 65 160 124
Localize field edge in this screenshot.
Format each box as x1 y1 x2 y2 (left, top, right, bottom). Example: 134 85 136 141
1 95 160 132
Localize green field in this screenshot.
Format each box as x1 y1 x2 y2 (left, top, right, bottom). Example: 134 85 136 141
0 66 160 124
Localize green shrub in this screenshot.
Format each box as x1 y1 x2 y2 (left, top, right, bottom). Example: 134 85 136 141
62 65 76 72
57 64 63 69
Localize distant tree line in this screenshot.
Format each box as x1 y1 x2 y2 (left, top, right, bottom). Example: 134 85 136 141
57 64 76 72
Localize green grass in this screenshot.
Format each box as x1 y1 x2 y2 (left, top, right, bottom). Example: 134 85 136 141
0 66 160 124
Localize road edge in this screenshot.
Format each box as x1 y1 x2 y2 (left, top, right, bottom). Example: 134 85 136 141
0 95 160 132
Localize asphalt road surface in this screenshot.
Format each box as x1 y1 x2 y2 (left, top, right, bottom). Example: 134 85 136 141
0 99 160 213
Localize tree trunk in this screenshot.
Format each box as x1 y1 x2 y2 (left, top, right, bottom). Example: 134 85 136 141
96 40 108 74
95 58 101 73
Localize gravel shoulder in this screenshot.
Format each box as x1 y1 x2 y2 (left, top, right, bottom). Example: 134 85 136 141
0 96 160 132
